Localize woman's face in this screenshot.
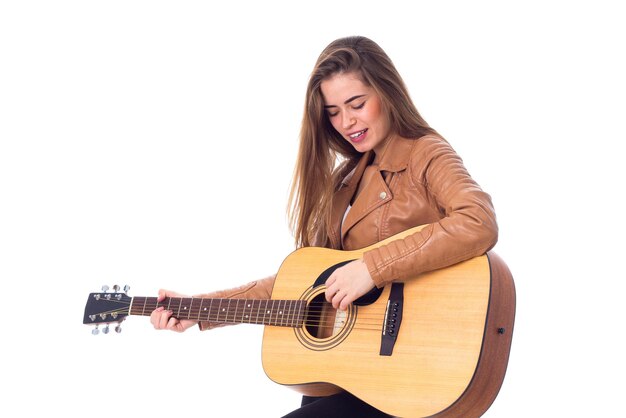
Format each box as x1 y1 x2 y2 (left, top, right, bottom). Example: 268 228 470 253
320 72 391 154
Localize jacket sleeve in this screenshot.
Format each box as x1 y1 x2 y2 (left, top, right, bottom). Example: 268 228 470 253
195 275 275 330
363 137 498 287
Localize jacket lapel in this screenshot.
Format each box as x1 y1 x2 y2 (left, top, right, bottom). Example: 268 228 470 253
339 136 415 246
340 170 391 242
328 152 372 249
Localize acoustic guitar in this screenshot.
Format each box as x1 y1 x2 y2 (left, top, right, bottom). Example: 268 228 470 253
83 226 515 418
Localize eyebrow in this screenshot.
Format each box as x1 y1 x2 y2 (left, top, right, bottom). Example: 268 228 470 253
323 94 366 108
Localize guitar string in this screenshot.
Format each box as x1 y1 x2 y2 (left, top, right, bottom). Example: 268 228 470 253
91 301 388 331
90 312 384 331
97 300 389 323
133 308 387 327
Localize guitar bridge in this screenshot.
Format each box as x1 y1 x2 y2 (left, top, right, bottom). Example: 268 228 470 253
380 282 404 356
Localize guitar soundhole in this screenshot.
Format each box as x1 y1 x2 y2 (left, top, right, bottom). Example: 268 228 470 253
305 293 343 339
295 286 356 351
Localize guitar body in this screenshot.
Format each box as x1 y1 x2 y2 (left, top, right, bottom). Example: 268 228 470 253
262 228 515 418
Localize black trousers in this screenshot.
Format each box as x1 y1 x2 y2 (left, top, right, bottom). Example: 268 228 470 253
282 393 393 418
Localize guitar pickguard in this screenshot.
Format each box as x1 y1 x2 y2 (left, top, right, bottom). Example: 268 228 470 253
312 259 384 306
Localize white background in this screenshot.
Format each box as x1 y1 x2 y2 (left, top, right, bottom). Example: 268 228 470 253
1 1 624 416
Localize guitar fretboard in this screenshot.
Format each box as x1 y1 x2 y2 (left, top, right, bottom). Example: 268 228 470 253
130 297 307 327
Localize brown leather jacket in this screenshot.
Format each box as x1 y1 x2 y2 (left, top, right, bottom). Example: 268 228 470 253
198 134 497 330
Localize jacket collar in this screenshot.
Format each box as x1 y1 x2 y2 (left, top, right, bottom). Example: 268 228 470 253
375 135 415 173
340 135 415 188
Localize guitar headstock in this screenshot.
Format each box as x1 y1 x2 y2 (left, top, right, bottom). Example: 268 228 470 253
84 285 132 335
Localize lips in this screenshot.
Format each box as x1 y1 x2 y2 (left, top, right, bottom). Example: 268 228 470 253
348 129 368 143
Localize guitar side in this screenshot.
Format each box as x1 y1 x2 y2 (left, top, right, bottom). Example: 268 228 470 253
430 251 515 418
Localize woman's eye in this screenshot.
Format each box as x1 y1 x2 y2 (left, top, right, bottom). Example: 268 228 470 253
353 102 365 110
327 111 339 118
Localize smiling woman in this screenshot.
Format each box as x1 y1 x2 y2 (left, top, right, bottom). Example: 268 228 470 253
149 35 500 418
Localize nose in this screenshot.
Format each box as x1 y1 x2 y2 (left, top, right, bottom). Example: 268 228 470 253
342 111 356 130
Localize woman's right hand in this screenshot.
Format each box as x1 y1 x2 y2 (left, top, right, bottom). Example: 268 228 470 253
150 289 198 332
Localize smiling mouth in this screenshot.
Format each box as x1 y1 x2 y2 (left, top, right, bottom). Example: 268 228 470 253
349 129 367 140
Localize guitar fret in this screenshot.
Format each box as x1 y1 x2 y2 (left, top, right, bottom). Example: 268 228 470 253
216 299 224 322
255 300 263 324
276 300 282 325
240 300 246 322
266 300 273 325
179 298 189 319
225 299 231 323
296 300 304 327
271 300 278 325
255 300 261 325
277 300 282 325
206 298 214 322
287 300 295 327
261 300 267 325
191 297 201 321
238 300 243 323
279 300 285 326
225 299 232 323
230 299 237 323
273 300 279 326
288 301 293 325
187 298 194 320
242 300 250 323
292 301 301 327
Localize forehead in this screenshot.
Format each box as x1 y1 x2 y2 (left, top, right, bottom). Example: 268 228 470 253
320 72 371 104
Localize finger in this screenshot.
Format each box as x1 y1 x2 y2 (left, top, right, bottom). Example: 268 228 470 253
324 276 337 302
339 294 354 311
150 306 164 328
325 287 333 303
167 316 180 331
325 283 338 303
331 290 347 310
157 289 167 302
159 310 174 329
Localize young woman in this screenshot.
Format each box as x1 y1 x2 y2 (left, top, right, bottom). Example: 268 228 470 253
150 36 498 417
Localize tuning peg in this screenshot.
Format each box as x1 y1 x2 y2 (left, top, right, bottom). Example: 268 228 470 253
92 325 100 336
113 285 120 292
123 285 130 293
101 285 109 292
115 324 122 333
102 324 110 334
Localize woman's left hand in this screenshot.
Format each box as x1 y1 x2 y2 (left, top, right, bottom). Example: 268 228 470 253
325 259 375 311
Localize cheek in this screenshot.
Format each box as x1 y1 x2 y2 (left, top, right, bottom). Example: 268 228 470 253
370 101 390 135
328 117 343 135
367 100 383 124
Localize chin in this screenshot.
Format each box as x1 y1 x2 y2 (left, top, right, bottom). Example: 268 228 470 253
353 143 375 153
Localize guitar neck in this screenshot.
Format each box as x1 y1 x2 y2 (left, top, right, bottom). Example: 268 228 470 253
130 297 307 327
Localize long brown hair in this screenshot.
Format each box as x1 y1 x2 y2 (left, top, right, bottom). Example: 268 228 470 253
288 36 435 247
